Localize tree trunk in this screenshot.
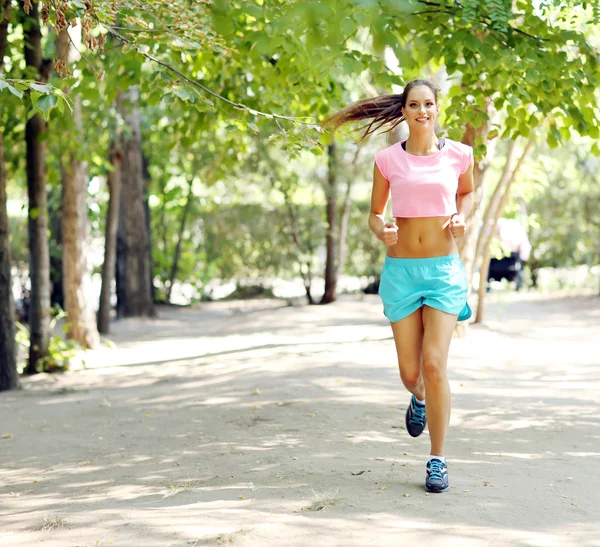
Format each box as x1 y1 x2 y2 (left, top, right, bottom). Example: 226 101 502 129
321 143 338 304
457 116 497 287
142 153 156 302
48 187 64 308
475 137 534 323
97 144 122 334
0 0 19 391
21 0 51 373
338 147 359 275
116 88 155 318
0 133 19 391
473 140 518 266
166 176 194 302
61 93 100 348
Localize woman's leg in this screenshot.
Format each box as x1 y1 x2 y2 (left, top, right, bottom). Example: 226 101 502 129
390 308 425 400
421 305 458 456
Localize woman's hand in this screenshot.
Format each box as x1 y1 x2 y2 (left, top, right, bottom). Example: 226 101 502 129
378 222 399 247
444 213 466 238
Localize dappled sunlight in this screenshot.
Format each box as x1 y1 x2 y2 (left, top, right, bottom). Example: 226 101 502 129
2 295 599 546
473 452 543 460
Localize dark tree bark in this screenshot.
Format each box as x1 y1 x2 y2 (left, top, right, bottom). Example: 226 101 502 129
141 154 156 302
166 176 194 302
49 185 63 308
97 144 123 334
0 0 19 391
0 134 18 391
115 88 155 318
321 143 338 304
20 0 51 373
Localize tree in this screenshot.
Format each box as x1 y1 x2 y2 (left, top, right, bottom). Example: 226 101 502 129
474 137 534 323
20 0 51 373
0 0 19 391
321 143 338 304
116 88 155 318
57 28 100 348
97 143 122 333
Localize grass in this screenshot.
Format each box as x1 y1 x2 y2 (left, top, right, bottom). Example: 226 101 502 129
216 528 251 544
303 487 341 511
42 516 68 531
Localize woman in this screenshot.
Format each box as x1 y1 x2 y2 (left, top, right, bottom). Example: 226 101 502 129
326 79 474 493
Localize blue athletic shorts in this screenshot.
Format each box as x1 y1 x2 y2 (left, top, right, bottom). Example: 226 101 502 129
378 254 472 323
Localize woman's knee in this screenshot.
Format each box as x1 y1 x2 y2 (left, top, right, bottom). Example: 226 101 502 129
422 355 446 384
399 365 421 389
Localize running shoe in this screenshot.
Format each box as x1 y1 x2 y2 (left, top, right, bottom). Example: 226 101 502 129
405 395 427 437
425 458 449 493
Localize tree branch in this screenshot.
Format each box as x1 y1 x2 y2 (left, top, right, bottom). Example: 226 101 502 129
111 25 170 34
105 26 319 127
65 27 98 73
415 0 550 42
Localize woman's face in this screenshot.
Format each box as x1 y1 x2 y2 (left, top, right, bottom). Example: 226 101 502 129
401 86 439 129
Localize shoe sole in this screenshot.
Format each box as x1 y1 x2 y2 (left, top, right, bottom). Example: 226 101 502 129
425 484 449 493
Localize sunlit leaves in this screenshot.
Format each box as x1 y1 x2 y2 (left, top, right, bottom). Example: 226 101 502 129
0 77 72 119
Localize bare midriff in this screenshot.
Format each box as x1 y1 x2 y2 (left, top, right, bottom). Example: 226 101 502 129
387 216 458 258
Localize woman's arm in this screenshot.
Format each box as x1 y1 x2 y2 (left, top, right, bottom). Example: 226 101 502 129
456 158 475 218
369 163 398 246
449 158 475 238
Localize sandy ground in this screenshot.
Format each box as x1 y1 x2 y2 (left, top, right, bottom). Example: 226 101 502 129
1 290 599 547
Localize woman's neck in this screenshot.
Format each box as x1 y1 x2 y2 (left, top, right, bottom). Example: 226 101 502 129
405 133 439 156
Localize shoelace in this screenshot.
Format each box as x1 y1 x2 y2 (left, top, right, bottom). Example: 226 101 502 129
428 459 445 481
410 400 426 425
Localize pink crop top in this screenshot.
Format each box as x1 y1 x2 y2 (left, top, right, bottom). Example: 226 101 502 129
374 138 473 218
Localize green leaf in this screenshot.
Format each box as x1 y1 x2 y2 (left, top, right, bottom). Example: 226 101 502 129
35 93 59 112
173 88 191 101
3 83 23 99
547 131 559 149
30 83 52 93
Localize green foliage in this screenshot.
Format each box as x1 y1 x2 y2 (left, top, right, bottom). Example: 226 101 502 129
3 0 599 321
0 76 72 120
506 138 600 271
344 200 387 279
15 308 81 373
151 199 326 300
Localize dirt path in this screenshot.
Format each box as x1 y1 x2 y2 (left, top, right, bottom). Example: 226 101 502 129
1 291 599 547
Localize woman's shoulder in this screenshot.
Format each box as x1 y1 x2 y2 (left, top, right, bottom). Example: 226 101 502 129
444 138 473 155
374 140 404 163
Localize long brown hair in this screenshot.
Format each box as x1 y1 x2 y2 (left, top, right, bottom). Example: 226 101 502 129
323 79 440 142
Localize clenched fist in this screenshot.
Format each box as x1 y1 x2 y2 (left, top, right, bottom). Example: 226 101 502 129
378 222 399 247
444 213 466 238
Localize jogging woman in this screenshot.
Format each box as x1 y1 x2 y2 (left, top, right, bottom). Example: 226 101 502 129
326 79 474 492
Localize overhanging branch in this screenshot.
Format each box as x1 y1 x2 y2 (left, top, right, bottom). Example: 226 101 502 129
106 26 320 127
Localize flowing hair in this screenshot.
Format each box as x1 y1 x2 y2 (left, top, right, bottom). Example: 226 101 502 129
323 79 440 142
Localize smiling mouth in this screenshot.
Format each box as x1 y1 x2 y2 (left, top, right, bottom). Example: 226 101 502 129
416 117 429 122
